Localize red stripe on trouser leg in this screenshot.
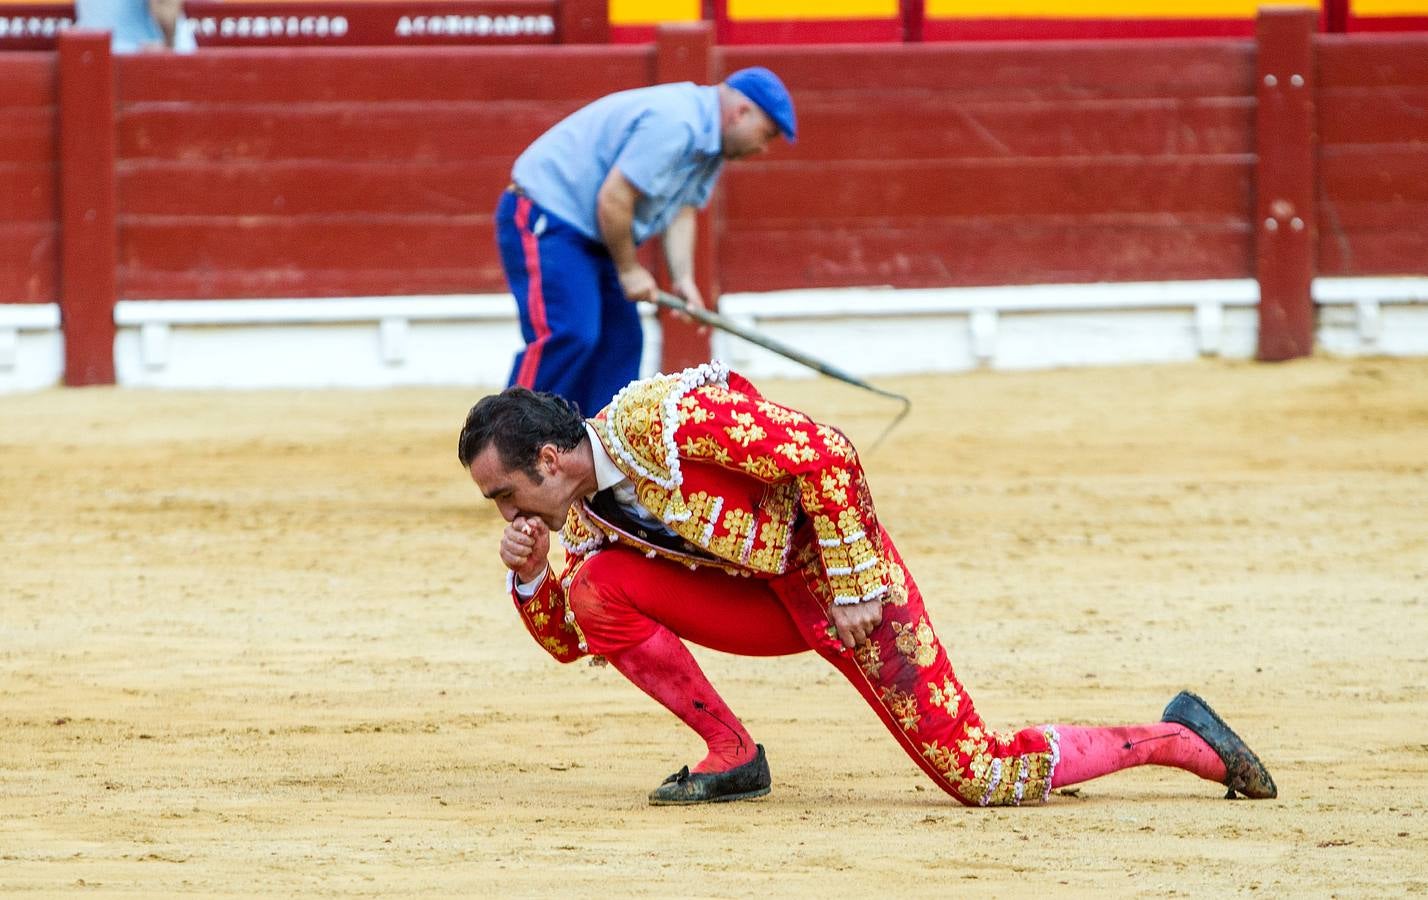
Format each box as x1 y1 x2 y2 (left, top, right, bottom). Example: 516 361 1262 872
1049 723 1226 787
767 527 1059 806
513 197 549 389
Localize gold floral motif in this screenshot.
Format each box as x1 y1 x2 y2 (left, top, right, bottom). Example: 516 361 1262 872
880 686 921 732
738 454 783 481
755 400 806 425
775 441 819 464
785 428 811 446
853 640 883 679
927 677 961 716
699 385 740 405
676 402 715 426
920 740 961 782
885 581 908 607
816 471 845 508
541 636 569 657
680 435 732 465
531 612 549 629
799 480 826 514
891 616 939 668
885 560 909 607
816 424 856 461
725 411 768 448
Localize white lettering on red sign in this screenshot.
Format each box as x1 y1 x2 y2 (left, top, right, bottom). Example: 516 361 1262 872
0 15 72 37
393 14 554 37
190 15 350 39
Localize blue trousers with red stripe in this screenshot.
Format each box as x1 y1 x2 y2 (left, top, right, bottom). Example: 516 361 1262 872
494 190 644 416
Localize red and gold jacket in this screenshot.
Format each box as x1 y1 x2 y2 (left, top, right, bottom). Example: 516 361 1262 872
508 363 890 663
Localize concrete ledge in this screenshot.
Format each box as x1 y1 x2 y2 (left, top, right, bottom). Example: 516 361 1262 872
5 277 1428 392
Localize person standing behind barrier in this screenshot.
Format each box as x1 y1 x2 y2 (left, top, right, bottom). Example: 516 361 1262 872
76 0 197 52
495 67 796 415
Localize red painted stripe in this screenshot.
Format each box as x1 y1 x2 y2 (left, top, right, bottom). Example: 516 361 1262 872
1345 14 1428 31
717 17 903 44
922 17 1264 39
513 196 549 389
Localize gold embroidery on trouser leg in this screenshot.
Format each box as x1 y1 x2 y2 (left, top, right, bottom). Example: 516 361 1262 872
879 686 921 732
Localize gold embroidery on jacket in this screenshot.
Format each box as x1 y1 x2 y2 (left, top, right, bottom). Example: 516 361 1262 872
755 399 807 425
725 412 767 448
817 424 856 461
739 454 783 481
680 435 732 466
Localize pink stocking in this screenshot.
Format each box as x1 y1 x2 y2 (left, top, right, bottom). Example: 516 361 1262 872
604 626 758 774
1051 723 1227 788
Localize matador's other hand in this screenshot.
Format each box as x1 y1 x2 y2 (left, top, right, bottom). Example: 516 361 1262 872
500 516 550 584
829 598 883 650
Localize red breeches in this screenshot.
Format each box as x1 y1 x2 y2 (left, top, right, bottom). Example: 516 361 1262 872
566 529 1060 806
568 550 808 658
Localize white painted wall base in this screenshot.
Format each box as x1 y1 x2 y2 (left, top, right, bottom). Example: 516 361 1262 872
111 295 663 390
2 278 1427 393
714 280 1263 376
0 304 64 393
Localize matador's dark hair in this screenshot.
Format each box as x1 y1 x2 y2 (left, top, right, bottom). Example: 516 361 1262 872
457 387 587 478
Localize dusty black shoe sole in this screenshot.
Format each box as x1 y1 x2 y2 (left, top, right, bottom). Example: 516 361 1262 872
1162 690 1278 800
648 785 771 806
647 744 772 806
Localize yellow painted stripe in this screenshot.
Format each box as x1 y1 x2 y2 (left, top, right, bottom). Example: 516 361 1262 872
927 0 1316 17
1353 0 1428 15
728 0 898 21
610 0 700 26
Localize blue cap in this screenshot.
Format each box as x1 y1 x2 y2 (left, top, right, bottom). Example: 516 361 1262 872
725 67 797 143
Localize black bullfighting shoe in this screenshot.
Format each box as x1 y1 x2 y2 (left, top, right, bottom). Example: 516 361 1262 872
648 745 771 806
1162 690 1278 800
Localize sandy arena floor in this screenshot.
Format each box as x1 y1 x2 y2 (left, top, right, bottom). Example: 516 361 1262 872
2 357 1426 897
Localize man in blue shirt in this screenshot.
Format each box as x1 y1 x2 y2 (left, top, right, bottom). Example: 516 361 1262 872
495 67 796 415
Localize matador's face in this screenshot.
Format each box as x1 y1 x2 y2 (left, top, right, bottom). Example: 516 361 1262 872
467 443 576 531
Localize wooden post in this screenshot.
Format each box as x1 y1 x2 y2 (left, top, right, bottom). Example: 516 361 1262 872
1254 7 1317 362
901 0 925 42
57 30 118 386
655 22 716 372
559 0 609 44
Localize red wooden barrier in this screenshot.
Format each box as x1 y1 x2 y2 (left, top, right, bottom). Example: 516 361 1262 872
113 45 651 299
57 29 116 385
716 40 1256 291
0 51 57 304
1316 33 1428 277
1254 7 1317 361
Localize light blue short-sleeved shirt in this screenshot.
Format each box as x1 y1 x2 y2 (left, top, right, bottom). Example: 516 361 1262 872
511 82 724 246
75 0 197 53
